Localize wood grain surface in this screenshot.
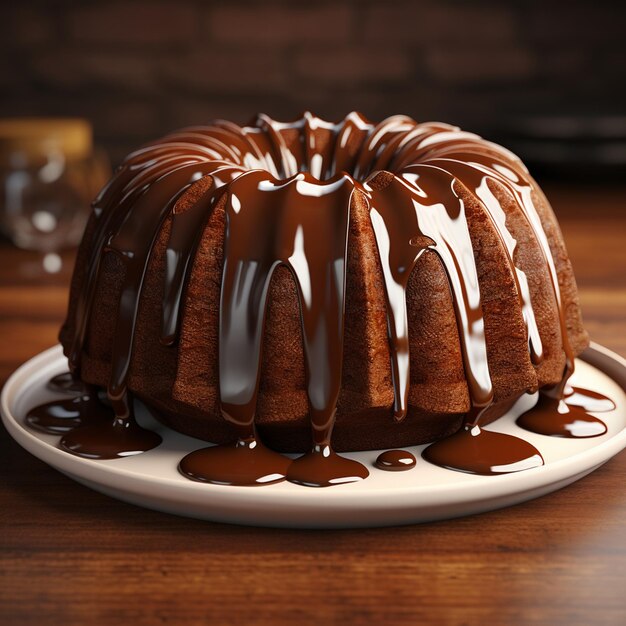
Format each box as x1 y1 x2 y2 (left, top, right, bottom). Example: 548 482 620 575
1 184 625 626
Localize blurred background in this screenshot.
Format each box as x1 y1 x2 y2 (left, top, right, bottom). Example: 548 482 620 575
1 0 625 176
0 0 624 273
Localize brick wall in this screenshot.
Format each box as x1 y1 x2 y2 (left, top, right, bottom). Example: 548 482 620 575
1 0 624 173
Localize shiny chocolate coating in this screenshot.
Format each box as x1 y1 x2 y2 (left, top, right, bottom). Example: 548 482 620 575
31 112 612 485
375 450 417 471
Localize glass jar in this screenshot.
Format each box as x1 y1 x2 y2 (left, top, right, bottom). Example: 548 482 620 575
0 118 109 261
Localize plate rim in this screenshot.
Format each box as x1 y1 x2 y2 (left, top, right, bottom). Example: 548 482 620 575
2 342 626 510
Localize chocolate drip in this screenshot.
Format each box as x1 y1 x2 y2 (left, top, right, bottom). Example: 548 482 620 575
106 163 218 399
365 167 492 421
220 171 352 436
375 449 417 471
47 371 86 395
419 149 568 375
61 124 262 461
68 158 211 375
425 149 599 437
63 163 221 458
160 165 245 345
365 165 544 474
396 135 604 446
422 158 543 364
179 169 369 487
54 112 604 482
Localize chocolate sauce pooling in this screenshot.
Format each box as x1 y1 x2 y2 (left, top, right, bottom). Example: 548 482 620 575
178 168 370 487
26 389 111 435
516 386 611 438
180 437 291 486
50 112 613 484
27 375 162 458
58 392 161 459
565 386 616 412
375 449 417 471
287 447 369 488
47 371 87 395
422 426 544 476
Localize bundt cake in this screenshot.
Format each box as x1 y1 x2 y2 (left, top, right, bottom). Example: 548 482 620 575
53 112 591 481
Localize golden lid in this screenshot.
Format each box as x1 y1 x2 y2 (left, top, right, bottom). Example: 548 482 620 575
0 118 93 160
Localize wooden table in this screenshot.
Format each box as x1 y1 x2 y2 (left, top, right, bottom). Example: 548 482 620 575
1 184 625 626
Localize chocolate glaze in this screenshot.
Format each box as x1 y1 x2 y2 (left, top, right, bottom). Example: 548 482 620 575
365 167 492 421
161 164 243 345
64 163 220 458
53 112 611 483
425 157 543 364
178 168 370 487
220 171 352 471
375 449 417 471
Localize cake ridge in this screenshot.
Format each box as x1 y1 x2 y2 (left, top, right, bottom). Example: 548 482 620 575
364 166 492 422
219 169 355 455
422 149 575 388
59 112 588 465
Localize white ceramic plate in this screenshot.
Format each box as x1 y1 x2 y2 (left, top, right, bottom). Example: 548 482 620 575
2 343 626 528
